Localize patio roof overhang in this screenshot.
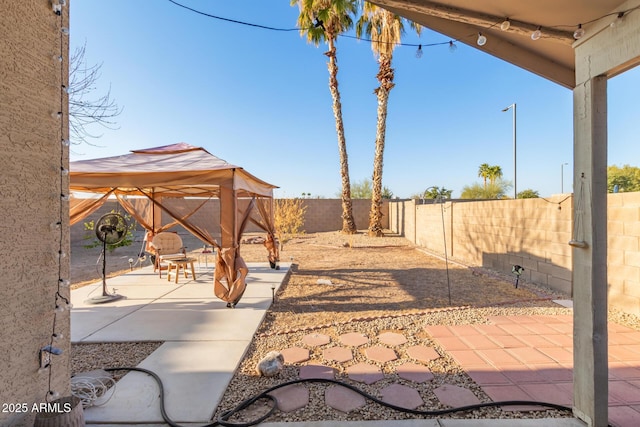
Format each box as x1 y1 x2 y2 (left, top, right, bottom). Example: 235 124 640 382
370 0 638 89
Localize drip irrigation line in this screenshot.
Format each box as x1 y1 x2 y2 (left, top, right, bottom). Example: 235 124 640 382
105 367 573 427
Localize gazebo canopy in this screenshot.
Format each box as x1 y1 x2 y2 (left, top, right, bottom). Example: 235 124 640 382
70 142 279 306
70 142 277 198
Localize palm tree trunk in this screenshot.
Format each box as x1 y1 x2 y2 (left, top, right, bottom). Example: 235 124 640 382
326 37 356 234
368 55 394 237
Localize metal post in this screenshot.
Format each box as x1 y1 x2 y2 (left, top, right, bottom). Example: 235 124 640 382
561 162 568 193
502 103 517 198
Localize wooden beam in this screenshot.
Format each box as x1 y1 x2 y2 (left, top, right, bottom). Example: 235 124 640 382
371 0 574 44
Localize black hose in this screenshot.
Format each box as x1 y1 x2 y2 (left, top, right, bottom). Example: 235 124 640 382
105 367 573 427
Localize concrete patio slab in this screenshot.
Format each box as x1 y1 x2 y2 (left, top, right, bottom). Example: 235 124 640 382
73 262 291 425
83 340 250 424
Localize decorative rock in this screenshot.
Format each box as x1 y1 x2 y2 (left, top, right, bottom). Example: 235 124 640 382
434 384 481 408
299 364 335 380
347 362 384 384
268 384 309 412
406 345 440 363
255 351 284 377
323 346 353 362
378 332 407 346
280 347 310 364
302 333 331 347
380 384 424 410
325 385 366 412
339 332 369 347
396 362 434 383
365 345 397 363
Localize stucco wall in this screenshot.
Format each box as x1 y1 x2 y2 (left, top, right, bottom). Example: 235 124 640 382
0 2 71 426
389 194 640 316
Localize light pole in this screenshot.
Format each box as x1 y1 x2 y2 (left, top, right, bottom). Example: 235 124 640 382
561 162 568 193
501 103 517 199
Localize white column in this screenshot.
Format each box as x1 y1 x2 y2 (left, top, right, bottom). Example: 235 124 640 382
572 75 608 427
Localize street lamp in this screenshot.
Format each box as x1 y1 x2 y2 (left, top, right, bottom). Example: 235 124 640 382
501 103 517 199
561 162 569 193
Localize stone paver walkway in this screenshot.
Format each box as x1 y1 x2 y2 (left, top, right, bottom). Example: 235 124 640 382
272 314 640 427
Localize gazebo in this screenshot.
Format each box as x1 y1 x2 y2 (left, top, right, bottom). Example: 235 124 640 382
69 142 279 306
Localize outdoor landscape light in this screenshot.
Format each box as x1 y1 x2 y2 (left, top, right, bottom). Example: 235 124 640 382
531 26 542 40
476 32 487 46
500 18 511 31
573 24 585 39
129 258 134 270
512 265 524 288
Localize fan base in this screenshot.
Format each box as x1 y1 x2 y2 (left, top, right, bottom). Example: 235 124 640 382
85 293 125 304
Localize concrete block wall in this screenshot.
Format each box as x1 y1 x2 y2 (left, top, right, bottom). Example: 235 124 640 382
0 2 71 426
389 194 640 316
608 192 640 315
71 199 390 246
298 199 388 233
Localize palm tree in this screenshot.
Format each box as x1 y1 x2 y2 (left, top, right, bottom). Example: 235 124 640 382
478 163 491 189
488 165 503 184
292 0 358 234
357 3 421 236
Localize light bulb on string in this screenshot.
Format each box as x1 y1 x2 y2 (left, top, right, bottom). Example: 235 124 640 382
51 111 62 120
60 27 69 35
52 54 63 62
58 250 67 259
500 18 511 31
59 278 71 287
47 390 60 401
54 304 65 313
61 193 70 201
531 26 542 40
52 332 64 341
50 221 61 231
60 167 69 176
61 139 70 147
573 24 585 39
610 12 624 28
448 41 457 53
415 45 423 58
477 32 487 46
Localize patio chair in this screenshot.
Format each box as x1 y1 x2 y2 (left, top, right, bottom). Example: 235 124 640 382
149 232 186 278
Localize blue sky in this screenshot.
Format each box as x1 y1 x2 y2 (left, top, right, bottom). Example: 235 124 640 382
69 0 640 199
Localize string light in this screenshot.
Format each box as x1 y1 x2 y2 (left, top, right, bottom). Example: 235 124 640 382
531 26 542 40
165 0 640 57
44 0 70 404
573 24 585 40
415 44 423 58
610 12 625 28
477 32 487 46
448 41 457 53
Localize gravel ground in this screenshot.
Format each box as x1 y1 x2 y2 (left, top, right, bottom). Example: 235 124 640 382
70 231 640 423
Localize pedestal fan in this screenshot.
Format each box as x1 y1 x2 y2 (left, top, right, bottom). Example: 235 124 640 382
85 213 128 304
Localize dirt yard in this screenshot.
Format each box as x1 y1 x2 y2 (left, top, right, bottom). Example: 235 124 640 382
71 230 587 423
